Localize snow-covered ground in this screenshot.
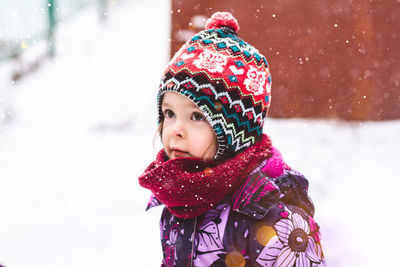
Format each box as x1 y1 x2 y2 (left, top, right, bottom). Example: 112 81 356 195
0 1 399 266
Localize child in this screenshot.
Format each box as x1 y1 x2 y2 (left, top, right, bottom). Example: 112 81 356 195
139 12 325 267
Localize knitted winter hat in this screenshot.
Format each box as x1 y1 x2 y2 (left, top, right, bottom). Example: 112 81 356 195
158 12 271 159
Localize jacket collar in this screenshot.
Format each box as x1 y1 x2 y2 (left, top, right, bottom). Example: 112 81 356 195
232 148 314 219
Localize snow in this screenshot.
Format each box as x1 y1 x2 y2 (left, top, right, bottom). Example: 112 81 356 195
0 1 399 266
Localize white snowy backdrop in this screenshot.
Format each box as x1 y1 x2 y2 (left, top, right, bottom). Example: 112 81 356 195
0 0 399 266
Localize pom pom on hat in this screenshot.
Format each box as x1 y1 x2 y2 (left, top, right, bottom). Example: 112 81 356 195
205 12 240 33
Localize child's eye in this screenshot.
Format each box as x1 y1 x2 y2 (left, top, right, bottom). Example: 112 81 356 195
192 112 205 121
164 109 175 119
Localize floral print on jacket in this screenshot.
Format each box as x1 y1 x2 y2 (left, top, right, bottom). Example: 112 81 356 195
146 147 325 266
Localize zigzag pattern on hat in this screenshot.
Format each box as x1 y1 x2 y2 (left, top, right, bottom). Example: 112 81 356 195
159 69 266 131
184 90 262 138
198 104 256 150
193 94 264 135
162 67 267 122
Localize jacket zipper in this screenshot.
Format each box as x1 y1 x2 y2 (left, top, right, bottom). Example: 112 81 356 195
190 217 197 267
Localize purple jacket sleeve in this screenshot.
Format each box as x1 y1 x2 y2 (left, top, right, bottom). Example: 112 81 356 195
245 147 325 266
247 202 325 266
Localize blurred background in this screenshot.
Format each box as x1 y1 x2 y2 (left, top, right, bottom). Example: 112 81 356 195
0 0 399 266
171 0 400 120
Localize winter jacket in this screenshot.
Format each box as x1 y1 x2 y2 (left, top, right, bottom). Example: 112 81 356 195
146 147 325 266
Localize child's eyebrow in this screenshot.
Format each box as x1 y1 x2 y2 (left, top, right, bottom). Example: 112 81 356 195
162 99 200 109
161 101 172 108
186 101 199 109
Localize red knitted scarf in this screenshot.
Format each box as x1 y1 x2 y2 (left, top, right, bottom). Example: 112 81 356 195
138 134 272 219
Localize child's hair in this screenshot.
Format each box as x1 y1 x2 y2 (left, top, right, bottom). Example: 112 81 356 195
155 12 272 159
153 122 163 150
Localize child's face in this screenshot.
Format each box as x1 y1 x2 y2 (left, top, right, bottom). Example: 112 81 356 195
161 92 217 160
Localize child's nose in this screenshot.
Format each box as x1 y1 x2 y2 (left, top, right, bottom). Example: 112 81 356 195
172 119 186 138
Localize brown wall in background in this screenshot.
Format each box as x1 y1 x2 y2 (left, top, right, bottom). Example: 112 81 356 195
171 0 400 120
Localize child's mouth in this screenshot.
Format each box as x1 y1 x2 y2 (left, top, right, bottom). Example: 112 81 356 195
171 149 188 158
